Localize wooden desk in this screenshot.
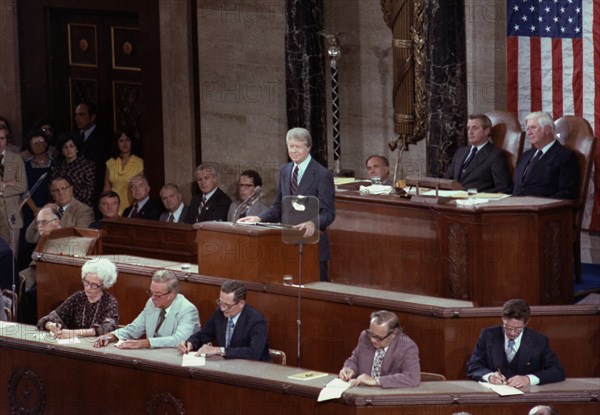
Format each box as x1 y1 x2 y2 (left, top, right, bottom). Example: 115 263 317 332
35 255 600 381
329 193 574 305
1 324 597 415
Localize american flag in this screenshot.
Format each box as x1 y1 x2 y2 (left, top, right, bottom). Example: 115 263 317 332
506 0 600 230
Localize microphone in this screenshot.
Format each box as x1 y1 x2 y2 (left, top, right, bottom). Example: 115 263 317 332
233 185 262 222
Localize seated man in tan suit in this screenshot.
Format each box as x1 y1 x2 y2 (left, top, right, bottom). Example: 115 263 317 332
26 175 94 243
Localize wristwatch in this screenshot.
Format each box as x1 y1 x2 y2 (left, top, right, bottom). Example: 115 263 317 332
375 378 381 386
220 347 225 356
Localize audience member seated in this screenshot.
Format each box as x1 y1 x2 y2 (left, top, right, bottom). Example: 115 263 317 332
90 191 120 228
186 164 231 223
227 170 268 222
94 270 199 349
239 128 335 281
339 310 420 388
52 132 96 207
444 114 511 193
0 126 27 255
19 205 62 323
365 155 393 185
178 280 270 361
19 129 54 269
512 111 579 199
159 183 189 223
528 405 559 415
103 130 144 216
122 174 161 220
26 176 95 244
37 258 119 339
21 119 59 160
467 298 565 387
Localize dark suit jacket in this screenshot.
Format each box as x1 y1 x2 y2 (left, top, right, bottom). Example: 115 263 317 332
186 304 270 361
512 140 579 199
259 158 335 260
81 125 112 206
344 330 421 388
466 326 565 385
159 205 189 223
444 143 512 193
123 200 161 220
187 188 231 223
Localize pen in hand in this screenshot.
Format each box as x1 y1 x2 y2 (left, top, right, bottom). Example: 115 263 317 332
495 368 507 385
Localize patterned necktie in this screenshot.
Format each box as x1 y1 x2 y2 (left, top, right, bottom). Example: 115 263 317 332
225 318 235 347
57 206 64 218
130 203 139 218
371 348 386 379
523 150 541 179
0 153 4 180
168 213 175 222
290 165 299 195
459 147 478 179
154 308 166 337
506 339 516 362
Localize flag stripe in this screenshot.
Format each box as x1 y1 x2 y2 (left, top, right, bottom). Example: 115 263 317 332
530 37 542 111
572 38 583 117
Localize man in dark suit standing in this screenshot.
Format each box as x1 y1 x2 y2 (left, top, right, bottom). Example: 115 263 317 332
467 298 565 388
159 183 189 223
444 114 511 193
186 164 231 223
239 127 335 281
122 174 161 220
74 102 112 208
178 280 270 361
512 111 579 199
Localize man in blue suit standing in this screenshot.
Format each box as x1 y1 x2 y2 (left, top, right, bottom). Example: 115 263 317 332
467 298 565 388
512 111 579 199
239 128 335 281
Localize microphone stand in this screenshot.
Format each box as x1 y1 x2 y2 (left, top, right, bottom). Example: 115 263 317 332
232 186 262 223
296 241 303 367
8 172 48 317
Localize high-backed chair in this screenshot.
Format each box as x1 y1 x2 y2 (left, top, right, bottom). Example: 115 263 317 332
268 349 287 365
554 115 597 283
485 110 526 180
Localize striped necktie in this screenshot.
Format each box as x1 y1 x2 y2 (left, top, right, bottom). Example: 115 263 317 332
506 339 516 362
225 318 235 347
290 165 299 195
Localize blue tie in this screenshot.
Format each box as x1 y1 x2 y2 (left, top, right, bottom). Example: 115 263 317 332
506 339 516 362
225 318 235 347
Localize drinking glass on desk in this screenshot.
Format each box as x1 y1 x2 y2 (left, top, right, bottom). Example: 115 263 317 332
467 188 478 198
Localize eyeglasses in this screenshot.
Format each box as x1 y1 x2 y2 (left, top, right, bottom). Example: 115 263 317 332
37 218 58 227
238 184 255 189
216 299 239 310
51 185 72 194
147 290 172 299
502 321 526 334
366 330 394 342
83 279 102 289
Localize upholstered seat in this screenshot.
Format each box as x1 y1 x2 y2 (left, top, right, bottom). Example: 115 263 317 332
485 110 525 180
269 349 287 365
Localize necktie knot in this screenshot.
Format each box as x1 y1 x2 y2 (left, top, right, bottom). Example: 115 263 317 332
57 206 64 218
168 213 175 222
154 308 166 337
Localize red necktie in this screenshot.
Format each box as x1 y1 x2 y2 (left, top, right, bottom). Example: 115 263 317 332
290 165 299 195
130 203 139 218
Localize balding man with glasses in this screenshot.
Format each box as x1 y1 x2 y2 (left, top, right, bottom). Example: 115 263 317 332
467 298 565 388
178 279 270 361
339 310 421 388
94 270 199 349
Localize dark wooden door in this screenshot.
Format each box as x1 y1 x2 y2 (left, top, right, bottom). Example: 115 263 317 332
18 0 164 194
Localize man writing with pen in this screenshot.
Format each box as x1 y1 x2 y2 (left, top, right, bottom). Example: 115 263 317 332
178 280 271 361
466 299 565 388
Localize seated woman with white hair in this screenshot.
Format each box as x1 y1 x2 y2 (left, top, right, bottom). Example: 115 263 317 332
37 258 119 339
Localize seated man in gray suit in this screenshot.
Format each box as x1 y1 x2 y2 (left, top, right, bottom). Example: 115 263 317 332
25 175 95 243
444 114 511 193
159 183 189 223
94 270 200 349
339 310 420 388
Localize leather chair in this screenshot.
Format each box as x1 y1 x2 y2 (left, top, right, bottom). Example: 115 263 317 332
268 349 287 365
2 289 18 322
554 115 597 283
485 110 526 180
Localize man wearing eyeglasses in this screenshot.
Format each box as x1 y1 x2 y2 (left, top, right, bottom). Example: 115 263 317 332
227 170 268 222
338 310 420 388
25 176 94 243
94 270 200 349
178 280 270 361
467 298 565 388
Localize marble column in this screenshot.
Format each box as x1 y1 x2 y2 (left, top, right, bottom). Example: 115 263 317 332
285 0 327 165
424 0 467 176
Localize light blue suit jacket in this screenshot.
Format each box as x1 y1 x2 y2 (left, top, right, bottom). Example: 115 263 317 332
112 293 200 348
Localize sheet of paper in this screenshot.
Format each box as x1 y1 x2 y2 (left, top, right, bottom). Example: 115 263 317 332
56 336 82 345
478 381 524 396
0 321 18 329
287 371 328 381
317 378 351 402
182 353 206 367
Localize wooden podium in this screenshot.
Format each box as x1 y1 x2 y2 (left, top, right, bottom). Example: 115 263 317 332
36 227 104 257
194 222 319 284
